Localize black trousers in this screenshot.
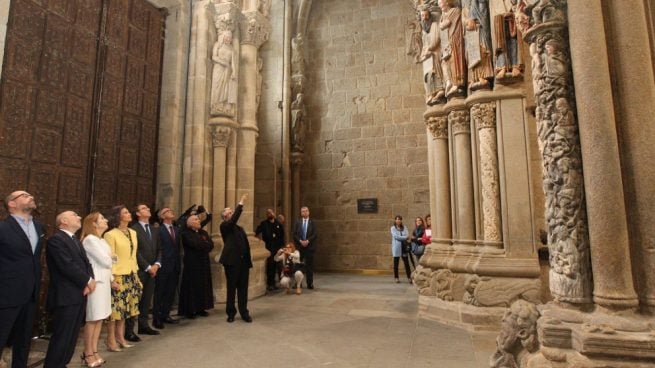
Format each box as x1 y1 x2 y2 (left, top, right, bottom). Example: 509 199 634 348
393 256 411 279
44 302 85 368
0 301 36 368
265 252 278 287
299 250 315 287
223 260 250 318
153 269 179 321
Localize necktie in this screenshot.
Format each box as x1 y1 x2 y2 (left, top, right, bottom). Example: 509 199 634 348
302 219 307 240
168 225 175 241
145 224 152 240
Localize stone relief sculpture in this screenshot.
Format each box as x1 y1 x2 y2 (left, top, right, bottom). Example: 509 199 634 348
462 0 494 91
291 33 306 77
258 0 271 17
490 300 540 368
494 0 524 82
211 30 238 117
405 19 423 63
419 7 446 105
463 275 540 307
291 93 306 152
256 57 263 109
438 0 466 98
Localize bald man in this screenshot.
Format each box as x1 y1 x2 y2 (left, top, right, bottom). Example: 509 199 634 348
0 191 44 368
44 211 95 368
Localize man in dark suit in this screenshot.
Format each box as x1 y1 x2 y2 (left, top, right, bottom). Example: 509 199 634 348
152 207 181 329
0 191 44 368
219 194 253 323
128 203 161 337
255 208 285 291
293 206 317 289
44 211 95 368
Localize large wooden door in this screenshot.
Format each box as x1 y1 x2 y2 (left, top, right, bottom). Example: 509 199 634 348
0 0 165 230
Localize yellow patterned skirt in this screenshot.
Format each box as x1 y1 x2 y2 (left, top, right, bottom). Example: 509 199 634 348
110 272 143 321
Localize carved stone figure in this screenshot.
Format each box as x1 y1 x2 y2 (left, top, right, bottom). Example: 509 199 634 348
291 93 306 152
432 269 456 301
462 275 540 307
211 31 238 117
438 0 466 98
490 300 540 368
462 0 494 91
494 0 524 82
405 19 423 63
419 8 445 104
256 57 263 109
291 33 305 77
258 0 271 17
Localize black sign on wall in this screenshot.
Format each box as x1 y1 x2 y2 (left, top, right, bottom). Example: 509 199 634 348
357 198 378 214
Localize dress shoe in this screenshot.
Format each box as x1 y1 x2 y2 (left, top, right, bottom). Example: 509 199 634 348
105 343 122 352
266 285 275 291
152 320 165 329
307 285 314 290
241 315 252 323
227 316 235 323
124 333 141 342
117 341 134 349
138 326 160 335
185 314 196 320
163 316 179 324
197 310 209 317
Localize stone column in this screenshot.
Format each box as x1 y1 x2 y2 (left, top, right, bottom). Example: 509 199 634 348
291 152 303 222
208 120 236 235
426 115 452 245
566 0 638 309
237 10 270 232
521 0 592 304
449 103 475 245
471 102 502 245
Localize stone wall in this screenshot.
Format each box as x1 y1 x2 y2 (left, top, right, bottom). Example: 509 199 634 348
300 0 429 271
0 0 10 79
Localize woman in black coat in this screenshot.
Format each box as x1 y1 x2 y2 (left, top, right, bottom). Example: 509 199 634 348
178 214 214 318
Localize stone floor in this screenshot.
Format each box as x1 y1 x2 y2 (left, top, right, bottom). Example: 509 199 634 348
19 273 497 368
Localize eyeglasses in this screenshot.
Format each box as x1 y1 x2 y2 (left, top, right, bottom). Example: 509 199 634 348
8 193 32 201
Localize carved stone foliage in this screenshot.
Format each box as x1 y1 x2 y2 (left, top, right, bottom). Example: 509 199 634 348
523 0 592 304
463 275 540 307
472 102 501 242
490 300 540 368
449 109 470 135
426 116 448 140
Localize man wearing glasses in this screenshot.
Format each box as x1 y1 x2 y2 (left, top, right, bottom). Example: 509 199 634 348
0 191 45 368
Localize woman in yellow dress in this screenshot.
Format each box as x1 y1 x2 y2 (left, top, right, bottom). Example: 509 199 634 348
103 205 142 351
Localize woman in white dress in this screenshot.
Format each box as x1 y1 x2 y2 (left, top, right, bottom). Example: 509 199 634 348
80 212 116 367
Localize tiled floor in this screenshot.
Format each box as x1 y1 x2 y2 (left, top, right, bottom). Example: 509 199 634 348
25 273 497 368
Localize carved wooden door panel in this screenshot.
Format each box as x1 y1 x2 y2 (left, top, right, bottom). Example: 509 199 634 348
0 0 164 225
0 0 103 228
91 0 163 212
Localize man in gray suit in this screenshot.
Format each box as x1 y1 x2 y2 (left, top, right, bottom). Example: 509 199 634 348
127 203 161 338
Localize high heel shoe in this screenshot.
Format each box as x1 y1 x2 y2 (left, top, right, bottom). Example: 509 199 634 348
105 342 122 352
94 352 106 364
117 341 134 349
81 353 101 367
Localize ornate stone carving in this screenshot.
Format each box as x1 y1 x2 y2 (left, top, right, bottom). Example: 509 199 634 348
418 7 446 105
472 102 501 242
210 31 238 117
291 93 306 152
449 109 470 134
240 11 271 48
523 0 592 304
438 0 466 98
433 269 456 301
256 57 263 109
426 116 448 139
258 0 271 17
210 125 232 147
405 18 423 63
462 0 494 91
291 33 306 77
494 0 525 83
490 300 540 368
463 275 540 307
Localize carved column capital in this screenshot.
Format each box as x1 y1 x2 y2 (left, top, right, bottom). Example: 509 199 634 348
210 125 232 148
212 0 241 34
471 102 496 130
239 11 271 48
426 116 448 140
291 152 304 167
449 110 470 135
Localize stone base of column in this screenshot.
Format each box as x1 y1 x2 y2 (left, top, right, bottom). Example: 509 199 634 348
210 235 270 303
421 246 540 278
418 294 507 332
534 304 655 366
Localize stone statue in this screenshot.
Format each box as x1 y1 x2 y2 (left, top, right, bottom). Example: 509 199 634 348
291 93 306 152
490 300 540 368
494 0 524 82
211 31 238 116
291 33 305 77
438 0 466 98
256 57 263 109
419 8 446 104
462 0 494 91
258 0 271 17
405 19 423 63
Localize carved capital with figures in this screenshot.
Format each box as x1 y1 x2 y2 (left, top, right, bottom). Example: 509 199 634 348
240 11 271 48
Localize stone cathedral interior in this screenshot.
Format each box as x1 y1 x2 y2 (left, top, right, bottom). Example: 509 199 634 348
0 0 654 367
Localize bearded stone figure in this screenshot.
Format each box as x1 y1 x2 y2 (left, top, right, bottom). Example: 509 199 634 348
438 0 467 98
211 31 238 117
419 7 445 104
462 0 494 91
490 300 540 368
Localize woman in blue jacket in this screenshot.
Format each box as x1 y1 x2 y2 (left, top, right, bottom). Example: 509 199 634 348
390 215 412 283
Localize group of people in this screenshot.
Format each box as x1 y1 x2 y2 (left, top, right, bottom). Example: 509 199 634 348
255 206 318 295
390 214 432 283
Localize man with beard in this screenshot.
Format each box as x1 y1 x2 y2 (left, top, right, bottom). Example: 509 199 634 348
0 191 45 368
419 6 445 105
255 208 285 292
